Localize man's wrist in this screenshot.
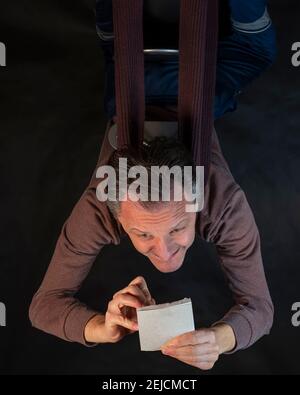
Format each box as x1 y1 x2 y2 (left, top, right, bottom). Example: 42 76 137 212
211 323 236 354
84 314 107 344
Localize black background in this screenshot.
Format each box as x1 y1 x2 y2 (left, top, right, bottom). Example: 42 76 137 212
0 0 300 375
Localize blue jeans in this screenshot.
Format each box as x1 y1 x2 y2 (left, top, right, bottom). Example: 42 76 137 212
95 0 277 120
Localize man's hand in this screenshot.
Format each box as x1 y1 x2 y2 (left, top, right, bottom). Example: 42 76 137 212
84 276 155 344
160 324 236 371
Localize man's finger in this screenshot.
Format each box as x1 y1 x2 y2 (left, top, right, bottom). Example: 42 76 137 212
179 358 216 371
129 276 152 302
162 344 219 358
108 312 139 332
161 329 216 348
109 293 143 314
114 285 148 305
166 352 219 364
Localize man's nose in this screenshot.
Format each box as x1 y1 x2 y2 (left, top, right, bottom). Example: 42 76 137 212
155 238 177 261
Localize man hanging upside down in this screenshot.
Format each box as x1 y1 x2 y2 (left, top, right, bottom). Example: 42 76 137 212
29 0 277 371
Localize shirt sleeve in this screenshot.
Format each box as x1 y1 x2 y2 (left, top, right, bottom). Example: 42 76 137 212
28 186 121 346
215 0 277 118
197 128 274 353
208 187 274 352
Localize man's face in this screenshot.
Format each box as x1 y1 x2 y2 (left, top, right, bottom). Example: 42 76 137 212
118 196 197 273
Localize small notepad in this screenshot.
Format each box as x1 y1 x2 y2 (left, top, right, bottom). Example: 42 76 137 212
136 298 195 351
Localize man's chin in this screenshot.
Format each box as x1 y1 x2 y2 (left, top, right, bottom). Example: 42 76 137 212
150 257 184 273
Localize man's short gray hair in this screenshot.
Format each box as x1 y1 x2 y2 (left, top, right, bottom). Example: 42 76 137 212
105 136 197 219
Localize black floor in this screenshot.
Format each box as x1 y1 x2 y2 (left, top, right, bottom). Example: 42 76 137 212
0 0 300 375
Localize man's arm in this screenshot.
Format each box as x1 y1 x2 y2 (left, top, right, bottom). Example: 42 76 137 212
215 0 277 118
28 186 121 345
201 181 274 353
195 126 274 353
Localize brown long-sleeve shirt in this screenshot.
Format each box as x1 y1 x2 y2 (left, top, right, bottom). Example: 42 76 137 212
29 115 274 353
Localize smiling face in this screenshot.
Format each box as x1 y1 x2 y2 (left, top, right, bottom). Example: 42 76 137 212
106 136 199 272
118 195 197 273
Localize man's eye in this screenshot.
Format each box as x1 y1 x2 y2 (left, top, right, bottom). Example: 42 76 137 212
139 233 150 239
171 227 185 234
